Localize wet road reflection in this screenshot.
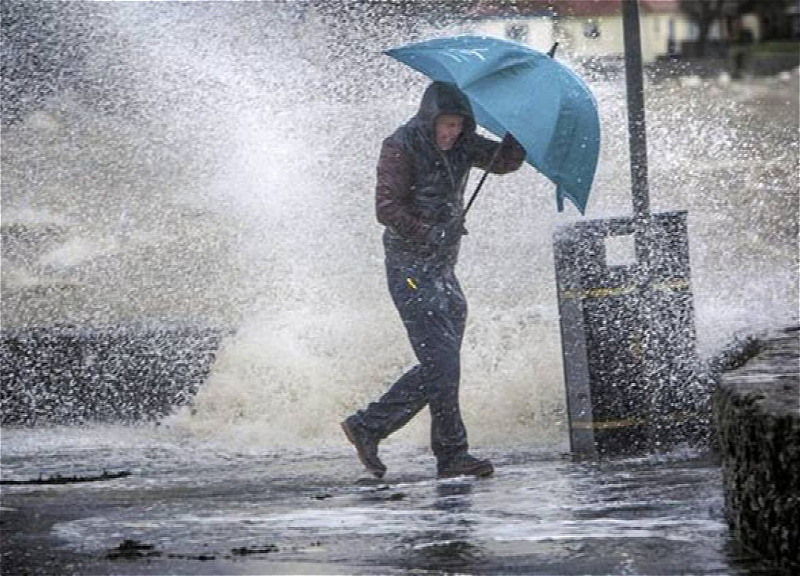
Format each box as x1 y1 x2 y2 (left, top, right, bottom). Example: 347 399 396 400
1 429 784 574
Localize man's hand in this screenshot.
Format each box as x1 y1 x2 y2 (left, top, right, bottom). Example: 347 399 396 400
502 133 526 156
426 215 467 246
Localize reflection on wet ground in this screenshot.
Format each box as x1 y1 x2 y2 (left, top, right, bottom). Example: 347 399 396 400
0 428 784 575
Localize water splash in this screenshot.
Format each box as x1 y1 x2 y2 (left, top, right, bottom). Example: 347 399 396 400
2 2 797 448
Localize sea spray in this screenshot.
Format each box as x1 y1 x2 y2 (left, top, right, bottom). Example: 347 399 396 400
2 2 796 448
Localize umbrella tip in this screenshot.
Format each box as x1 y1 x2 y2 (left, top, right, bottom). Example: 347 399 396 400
547 42 559 58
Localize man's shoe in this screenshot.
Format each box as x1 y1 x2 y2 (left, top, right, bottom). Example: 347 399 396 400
437 453 494 479
341 417 386 478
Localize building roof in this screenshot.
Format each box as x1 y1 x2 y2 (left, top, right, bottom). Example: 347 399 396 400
641 0 681 14
468 0 680 19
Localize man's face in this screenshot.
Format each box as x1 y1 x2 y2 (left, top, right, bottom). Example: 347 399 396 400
435 114 464 151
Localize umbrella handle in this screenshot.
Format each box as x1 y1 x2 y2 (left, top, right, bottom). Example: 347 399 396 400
464 132 512 218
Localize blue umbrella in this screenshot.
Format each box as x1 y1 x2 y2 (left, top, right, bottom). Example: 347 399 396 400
384 35 600 214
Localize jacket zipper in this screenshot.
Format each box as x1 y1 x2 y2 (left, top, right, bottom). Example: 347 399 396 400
437 148 457 192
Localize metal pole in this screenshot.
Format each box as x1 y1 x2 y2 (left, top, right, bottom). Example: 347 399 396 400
621 0 650 221
622 0 656 432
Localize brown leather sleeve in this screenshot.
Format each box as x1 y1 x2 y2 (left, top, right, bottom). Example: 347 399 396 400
375 137 427 240
473 134 526 174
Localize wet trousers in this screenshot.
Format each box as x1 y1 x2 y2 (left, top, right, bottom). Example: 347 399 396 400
354 257 469 461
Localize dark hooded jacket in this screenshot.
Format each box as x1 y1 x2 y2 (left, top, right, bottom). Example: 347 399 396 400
376 81 525 265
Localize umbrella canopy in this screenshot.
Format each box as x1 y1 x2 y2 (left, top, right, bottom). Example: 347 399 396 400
385 35 600 214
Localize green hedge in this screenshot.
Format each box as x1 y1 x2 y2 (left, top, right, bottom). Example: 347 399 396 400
750 41 800 54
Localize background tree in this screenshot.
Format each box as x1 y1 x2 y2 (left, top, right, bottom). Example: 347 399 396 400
677 0 730 57
679 0 795 55
735 0 794 40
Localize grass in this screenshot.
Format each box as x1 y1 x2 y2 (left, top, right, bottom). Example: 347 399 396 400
749 41 800 54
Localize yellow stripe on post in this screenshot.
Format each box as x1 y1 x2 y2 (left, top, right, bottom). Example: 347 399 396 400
563 279 689 300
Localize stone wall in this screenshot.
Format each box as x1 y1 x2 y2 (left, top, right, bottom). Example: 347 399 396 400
713 326 800 569
1 324 226 425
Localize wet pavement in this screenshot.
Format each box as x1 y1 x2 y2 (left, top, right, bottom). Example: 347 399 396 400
0 428 785 575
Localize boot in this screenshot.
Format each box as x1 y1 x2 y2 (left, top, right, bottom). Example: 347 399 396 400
341 416 386 478
437 453 493 479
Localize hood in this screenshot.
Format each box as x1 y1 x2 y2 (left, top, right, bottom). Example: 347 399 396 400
411 81 477 145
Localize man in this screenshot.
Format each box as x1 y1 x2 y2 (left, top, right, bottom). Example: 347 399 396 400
342 81 525 479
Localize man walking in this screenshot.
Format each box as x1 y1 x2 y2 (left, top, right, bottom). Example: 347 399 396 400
342 81 525 479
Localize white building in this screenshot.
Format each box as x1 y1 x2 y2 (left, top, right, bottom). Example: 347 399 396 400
464 0 730 64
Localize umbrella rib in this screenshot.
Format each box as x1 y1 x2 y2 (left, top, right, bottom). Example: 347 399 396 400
457 59 539 90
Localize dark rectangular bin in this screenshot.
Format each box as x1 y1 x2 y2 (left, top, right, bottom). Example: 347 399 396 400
554 211 704 456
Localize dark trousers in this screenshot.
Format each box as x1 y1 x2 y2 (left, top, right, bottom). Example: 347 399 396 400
354 258 469 461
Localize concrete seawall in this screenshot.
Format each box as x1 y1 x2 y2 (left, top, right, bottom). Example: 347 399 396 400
713 326 799 569
0 324 226 425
